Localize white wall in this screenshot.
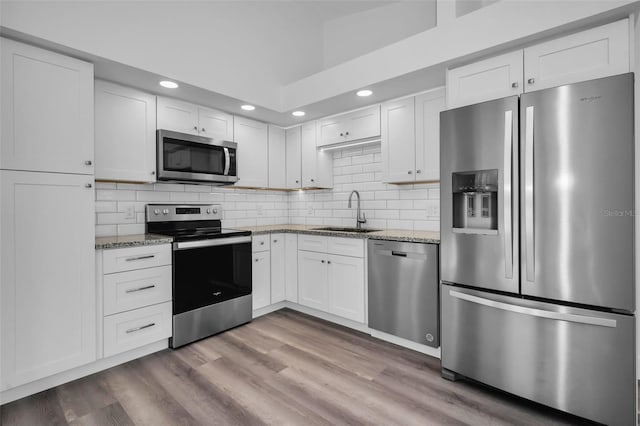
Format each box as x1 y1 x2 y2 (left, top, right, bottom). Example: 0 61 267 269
322 1 437 69
0 1 325 109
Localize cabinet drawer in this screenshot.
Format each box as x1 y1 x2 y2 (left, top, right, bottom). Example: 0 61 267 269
252 234 270 252
103 244 171 274
104 266 172 316
103 302 172 357
298 234 328 252
327 237 364 258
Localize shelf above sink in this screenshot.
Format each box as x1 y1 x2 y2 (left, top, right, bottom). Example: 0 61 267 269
311 227 380 234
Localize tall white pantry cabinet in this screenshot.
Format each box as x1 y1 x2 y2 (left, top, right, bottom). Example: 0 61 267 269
0 38 96 391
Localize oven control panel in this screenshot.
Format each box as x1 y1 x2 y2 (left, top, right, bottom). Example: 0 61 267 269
146 204 222 222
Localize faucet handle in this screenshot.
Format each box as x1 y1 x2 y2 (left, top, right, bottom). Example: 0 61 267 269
360 212 367 223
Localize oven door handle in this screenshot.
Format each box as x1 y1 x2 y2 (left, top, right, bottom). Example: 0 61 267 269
174 236 252 250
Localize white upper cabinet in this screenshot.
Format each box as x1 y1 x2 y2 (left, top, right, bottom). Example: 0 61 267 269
1 170 96 390
156 97 199 135
381 96 416 183
415 88 446 182
197 107 233 141
317 105 381 147
285 126 302 189
1 38 94 175
523 19 629 92
447 50 524 108
301 121 332 189
234 117 268 188
95 80 157 183
268 125 286 189
447 19 630 108
381 88 445 183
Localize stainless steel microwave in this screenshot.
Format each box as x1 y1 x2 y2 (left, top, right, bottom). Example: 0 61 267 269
157 129 238 185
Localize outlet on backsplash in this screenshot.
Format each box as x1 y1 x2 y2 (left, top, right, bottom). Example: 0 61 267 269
124 205 135 220
307 207 314 216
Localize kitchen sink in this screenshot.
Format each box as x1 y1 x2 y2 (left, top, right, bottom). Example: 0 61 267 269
312 227 380 233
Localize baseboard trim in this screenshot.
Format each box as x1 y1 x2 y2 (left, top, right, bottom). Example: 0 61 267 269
0 339 168 405
369 329 441 358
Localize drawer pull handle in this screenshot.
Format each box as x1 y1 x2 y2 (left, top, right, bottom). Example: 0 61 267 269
125 255 155 262
125 284 156 293
392 251 407 257
126 322 156 334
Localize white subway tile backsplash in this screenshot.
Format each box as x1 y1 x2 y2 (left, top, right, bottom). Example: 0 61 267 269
95 147 440 236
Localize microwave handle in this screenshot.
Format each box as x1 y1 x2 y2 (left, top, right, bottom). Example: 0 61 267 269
223 147 230 176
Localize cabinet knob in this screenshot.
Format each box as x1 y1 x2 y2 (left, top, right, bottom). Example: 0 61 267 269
273 239 278 243
321 260 325 263
260 241 264 245
202 128 206 132
85 183 93 188
85 160 92 166
327 260 331 264
527 78 535 84
407 170 413 175
295 180 299 183
255 258 259 262
151 171 155 175
193 126 198 131
345 131 349 136
511 82 519 88
311 178 315 182
416 169 421 174
340 133 344 137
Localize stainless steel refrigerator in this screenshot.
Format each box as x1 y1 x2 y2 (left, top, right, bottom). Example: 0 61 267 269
440 73 635 426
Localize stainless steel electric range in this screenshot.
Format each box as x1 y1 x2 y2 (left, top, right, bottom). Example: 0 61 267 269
146 204 252 348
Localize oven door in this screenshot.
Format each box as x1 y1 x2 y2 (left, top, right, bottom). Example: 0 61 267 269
157 129 238 184
172 236 251 315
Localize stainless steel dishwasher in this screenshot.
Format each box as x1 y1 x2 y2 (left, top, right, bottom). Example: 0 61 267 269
368 240 439 347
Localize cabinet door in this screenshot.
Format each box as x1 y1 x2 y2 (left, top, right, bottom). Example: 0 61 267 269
285 126 302 189
447 50 523 108
381 96 416 183
327 254 365 323
198 107 233 141
316 116 345 147
268 126 287 189
95 80 157 182
1 171 96 390
298 250 329 312
270 234 286 304
524 19 629 92
301 121 319 187
285 234 298 303
234 117 268 188
156 97 199 135
1 38 94 175
345 105 381 142
252 251 271 310
415 88 446 182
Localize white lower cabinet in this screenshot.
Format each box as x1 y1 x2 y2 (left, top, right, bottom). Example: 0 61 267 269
0 170 96 391
284 233 298 302
100 244 172 358
327 254 365 322
252 250 271 310
297 235 365 323
298 250 329 311
103 302 172 358
270 234 286 304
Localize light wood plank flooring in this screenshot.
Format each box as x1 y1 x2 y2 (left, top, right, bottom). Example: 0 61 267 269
0 309 607 425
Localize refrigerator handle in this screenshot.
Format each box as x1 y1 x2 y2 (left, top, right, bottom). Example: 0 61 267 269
449 290 617 328
525 106 535 282
503 110 513 279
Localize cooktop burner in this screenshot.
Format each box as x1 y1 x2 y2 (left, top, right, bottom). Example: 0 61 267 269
145 204 251 241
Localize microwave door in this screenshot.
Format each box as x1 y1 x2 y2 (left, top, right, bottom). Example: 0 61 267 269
223 147 230 175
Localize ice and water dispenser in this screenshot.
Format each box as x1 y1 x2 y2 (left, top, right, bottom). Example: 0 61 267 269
452 170 498 234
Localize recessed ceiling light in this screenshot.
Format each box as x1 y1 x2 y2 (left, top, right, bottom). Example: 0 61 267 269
292 111 306 117
159 80 179 89
356 89 373 97
241 105 255 111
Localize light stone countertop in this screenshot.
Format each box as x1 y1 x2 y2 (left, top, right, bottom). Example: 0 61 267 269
95 233 173 250
236 224 440 244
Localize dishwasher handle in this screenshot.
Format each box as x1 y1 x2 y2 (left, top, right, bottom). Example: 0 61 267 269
374 249 427 261
391 251 407 257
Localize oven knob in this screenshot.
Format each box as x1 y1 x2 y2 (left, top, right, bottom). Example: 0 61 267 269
206 209 211 214
154 209 160 215
162 209 169 215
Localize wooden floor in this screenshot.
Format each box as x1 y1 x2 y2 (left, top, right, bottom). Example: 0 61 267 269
0 309 606 425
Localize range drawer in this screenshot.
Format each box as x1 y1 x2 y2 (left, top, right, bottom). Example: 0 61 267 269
103 301 172 357
252 234 270 252
103 266 172 316
298 234 327 252
103 244 171 274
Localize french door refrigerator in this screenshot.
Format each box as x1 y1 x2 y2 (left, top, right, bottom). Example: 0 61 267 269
440 73 635 426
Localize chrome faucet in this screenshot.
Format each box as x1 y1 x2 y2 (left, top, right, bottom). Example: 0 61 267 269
348 190 367 229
